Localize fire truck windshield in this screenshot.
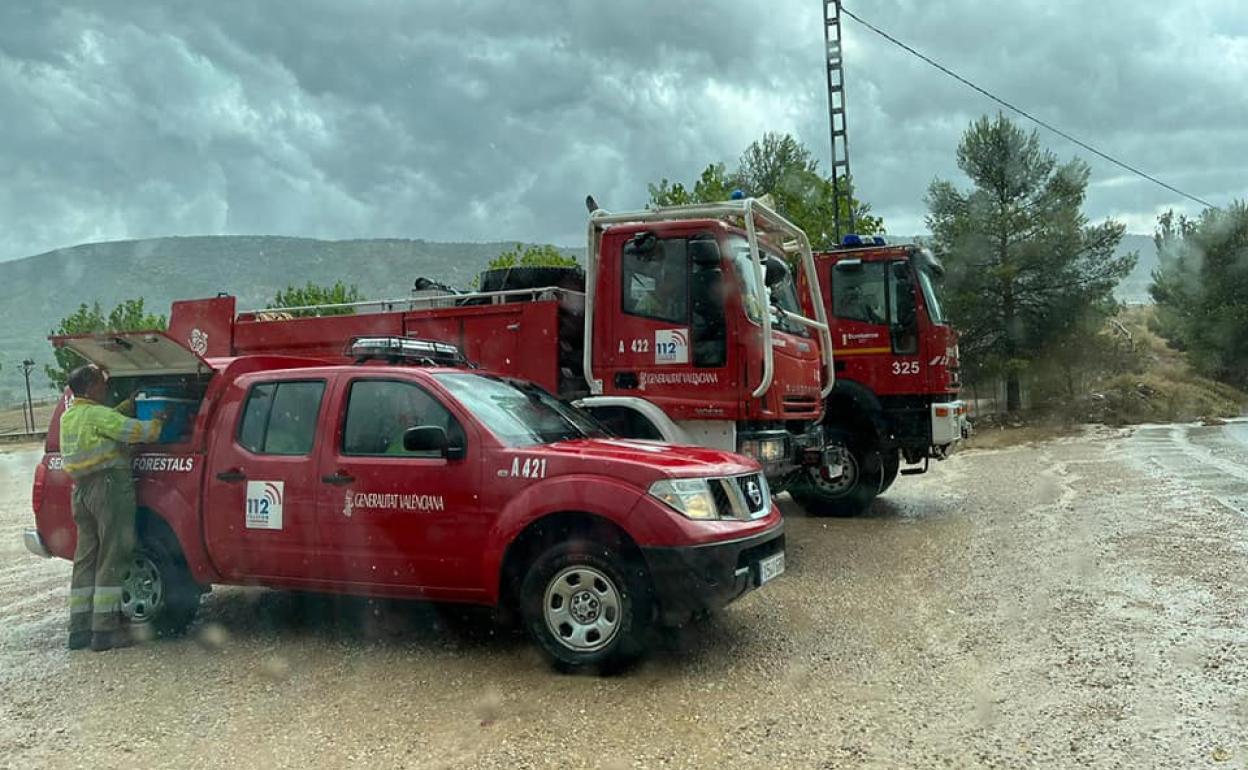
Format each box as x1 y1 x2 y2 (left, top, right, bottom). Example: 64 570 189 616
435 372 608 447
725 235 804 334
725 236 765 324
916 264 946 325
768 273 811 337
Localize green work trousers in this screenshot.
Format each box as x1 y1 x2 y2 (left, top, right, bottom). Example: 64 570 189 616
68 468 137 635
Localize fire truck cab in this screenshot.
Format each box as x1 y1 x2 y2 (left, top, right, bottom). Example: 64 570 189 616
791 237 968 516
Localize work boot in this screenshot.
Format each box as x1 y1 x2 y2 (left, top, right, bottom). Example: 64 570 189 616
67 631 92 651
90 629 135 652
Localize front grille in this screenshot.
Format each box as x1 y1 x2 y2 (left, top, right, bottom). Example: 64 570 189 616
734 474 769 515
712 473 770 519
782 396 820 413
710 482 734 517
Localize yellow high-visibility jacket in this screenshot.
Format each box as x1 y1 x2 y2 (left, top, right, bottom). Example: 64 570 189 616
59 397 163 479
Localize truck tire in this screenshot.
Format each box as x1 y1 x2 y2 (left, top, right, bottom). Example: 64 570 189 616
121 531 202 638
879 450 901 494
790 439 883 517
520 540 651 672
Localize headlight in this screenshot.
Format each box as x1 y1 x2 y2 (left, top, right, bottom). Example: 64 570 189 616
740 437 786 464
648 478 719 520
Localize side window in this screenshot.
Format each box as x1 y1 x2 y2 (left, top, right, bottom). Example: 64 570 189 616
889 261 919 355
237 383 275 453
236 380 325 456
832 262 887 325
342 380 464 457
621 237 689 323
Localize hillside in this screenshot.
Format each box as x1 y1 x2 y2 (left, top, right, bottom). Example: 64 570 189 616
0 235 580 401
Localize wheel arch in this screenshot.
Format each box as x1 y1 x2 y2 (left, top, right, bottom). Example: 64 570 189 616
135 506 213 587
497 511 648 612
573 396 687 442
824 378 889 446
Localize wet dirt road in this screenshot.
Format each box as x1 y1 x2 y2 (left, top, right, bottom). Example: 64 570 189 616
2 424 1246 769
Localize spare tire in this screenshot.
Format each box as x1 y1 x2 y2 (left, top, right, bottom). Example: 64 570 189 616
478 266 585 295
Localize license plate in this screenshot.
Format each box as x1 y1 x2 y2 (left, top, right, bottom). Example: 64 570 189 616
758 552 785 585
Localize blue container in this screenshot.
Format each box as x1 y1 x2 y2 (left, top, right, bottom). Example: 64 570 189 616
134 389 199 444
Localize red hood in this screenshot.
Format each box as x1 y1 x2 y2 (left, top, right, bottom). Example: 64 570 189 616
537 438 759 479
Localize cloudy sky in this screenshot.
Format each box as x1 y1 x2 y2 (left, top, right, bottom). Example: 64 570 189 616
1 0 1244 263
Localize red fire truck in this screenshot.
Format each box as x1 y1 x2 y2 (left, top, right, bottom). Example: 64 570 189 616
166 198 841 490
788 235 967 516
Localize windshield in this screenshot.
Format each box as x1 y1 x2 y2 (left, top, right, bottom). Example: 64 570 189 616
768 272 811 337
725 235 765 324
916 265 946 325
435 372 607 446
726 234 807 334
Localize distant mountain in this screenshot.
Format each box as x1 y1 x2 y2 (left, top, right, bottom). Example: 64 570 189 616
0 235 579 400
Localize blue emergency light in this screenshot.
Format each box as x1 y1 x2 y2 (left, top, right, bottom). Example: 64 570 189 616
730 189 746 200
841 234 863 247
873 236 887 246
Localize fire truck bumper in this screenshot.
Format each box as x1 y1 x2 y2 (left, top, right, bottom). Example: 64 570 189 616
931 400 968 447
640 523 785 626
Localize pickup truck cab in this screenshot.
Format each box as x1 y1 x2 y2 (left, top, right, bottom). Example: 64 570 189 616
26 333 785 670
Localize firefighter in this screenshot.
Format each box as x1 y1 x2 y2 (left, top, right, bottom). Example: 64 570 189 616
60 364 164 652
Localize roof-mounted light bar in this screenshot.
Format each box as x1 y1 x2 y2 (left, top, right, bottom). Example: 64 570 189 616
347 336 470 367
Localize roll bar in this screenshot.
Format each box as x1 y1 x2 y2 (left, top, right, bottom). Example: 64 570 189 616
583 198 835 399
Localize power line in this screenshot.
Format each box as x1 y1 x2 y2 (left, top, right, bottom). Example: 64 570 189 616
839 4 1217 210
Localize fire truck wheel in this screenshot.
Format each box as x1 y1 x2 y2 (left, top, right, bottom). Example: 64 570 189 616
122 531 202 639
520 541 650 672
790 441 883 517
879 450 901 494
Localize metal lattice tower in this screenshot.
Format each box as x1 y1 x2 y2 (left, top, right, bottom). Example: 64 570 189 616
824 0 854 240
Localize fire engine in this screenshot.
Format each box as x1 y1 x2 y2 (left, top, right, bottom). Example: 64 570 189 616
788 236 967 516
165 198 843 490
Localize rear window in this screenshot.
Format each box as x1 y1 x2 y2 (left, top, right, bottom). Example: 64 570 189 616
236 380 325 456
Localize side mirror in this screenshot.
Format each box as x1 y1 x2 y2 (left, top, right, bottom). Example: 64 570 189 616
623 231 658 258
763 255 790 287
689 238 721 268
403 425 465 459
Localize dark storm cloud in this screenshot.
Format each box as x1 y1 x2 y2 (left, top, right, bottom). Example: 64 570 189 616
0 0 1243 261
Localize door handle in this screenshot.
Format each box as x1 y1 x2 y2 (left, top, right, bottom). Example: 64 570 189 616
216 469 246 483
321 471 355 486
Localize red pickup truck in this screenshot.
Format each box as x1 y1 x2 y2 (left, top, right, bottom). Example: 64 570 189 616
25 333 785 670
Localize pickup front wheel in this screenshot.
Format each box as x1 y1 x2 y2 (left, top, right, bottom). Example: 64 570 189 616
520 541 650 672
122 532 202 638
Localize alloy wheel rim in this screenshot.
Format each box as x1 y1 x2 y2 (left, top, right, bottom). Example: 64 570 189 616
121 555 164 622
543 565 622 652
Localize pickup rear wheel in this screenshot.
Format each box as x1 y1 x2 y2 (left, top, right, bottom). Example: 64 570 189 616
122 532 201 638
520 541 650 672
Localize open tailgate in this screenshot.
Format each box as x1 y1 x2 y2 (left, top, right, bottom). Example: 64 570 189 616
51 331 215 377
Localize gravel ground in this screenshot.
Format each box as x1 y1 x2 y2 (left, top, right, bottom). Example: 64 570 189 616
2 423 1246 769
